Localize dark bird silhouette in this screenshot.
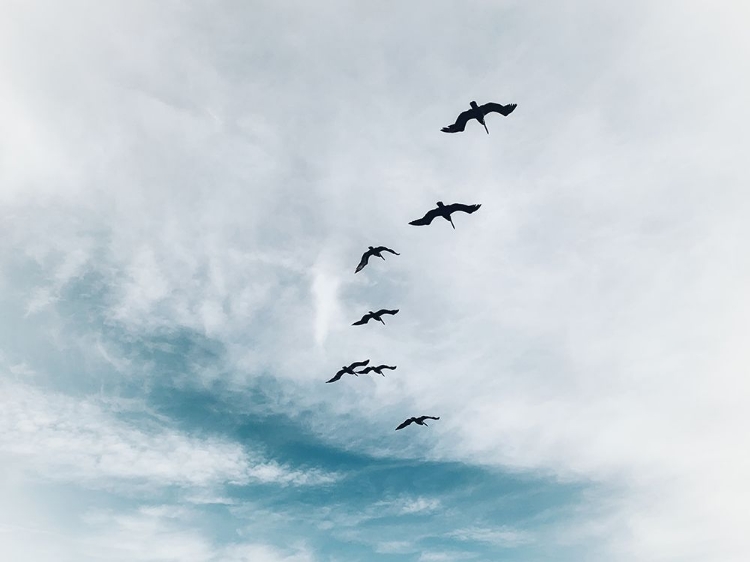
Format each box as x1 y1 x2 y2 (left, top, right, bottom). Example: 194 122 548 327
395 416 440 430
358 364 397 377
441 101 517 134
355 246 400 273
326 360 370 383
352 309 400 326
409 201 481 229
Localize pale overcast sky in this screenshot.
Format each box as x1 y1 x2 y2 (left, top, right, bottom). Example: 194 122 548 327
1 1 749 561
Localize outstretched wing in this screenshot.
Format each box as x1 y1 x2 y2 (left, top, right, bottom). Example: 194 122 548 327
348 359 370 369
480 102 517 117
352 314 371 326
376 309 399 316
355 251 371 273
357 366 374 374
417 416 440 422
395 418 415 430
441 109 474 133
375 246 400 255
381 365 397 370
445 203 481 216
326 369 345 383
409 207 441 226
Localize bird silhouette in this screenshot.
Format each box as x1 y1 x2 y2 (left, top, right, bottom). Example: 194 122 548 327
409 201 481 229
395 416 440 430
358 364 397 377
355 246 400 273
326 360 370 383
441 101 517 134
352 309 400 326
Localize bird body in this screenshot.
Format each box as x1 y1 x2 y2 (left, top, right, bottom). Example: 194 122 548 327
358 364 397 376
326 360 370 383
409 201 481 229
355 246 400 273
352 309 400 326
395 415 440 430
441 101 517 134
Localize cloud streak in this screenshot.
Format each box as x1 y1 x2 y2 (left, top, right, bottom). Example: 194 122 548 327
0 380 337 489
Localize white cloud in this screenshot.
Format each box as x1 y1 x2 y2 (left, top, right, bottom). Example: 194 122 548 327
374 541 417 554
418 551 476 562
375 495 441 516
449 526 533 547
0 498 316 562
1 1 749 560
0 380 336 490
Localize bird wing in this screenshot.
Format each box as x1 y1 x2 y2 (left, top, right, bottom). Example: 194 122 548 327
480 102 517 117
383 365 397 370
352 314 370 326
376 246 400 255
409 207 441 226
444 203 481 215
441 109 474 133
376 309 399 316
357 366 374 374
395 418 415 430
348 359 370 369
326 370 345 383
418 416 440 422
355 251 371 273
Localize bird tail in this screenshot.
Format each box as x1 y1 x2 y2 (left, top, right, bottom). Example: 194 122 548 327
483 122 489 134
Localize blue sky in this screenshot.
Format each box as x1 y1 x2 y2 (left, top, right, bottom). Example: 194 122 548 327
1 1 749 561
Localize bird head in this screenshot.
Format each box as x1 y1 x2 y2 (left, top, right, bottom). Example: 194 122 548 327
436 201 444 207
470 101 479 109
368 246 374 250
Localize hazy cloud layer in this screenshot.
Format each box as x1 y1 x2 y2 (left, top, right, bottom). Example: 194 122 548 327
2 1 749 561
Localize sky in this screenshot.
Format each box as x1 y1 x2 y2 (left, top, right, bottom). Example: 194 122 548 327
1 1 749 561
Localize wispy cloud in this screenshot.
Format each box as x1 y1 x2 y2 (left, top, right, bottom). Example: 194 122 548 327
0 380 337 490
449 526 533 547
375 495 442 516
0 503 317 562
418 551 476 562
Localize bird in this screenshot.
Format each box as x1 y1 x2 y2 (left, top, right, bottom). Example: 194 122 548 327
355 246 400 273
395 416 440 430
441 101 517 134
409 201 481 229
352 309 399 326
326 360 370 383
358 364 397 376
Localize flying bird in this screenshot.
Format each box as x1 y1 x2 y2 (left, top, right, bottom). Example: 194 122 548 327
409 201 481 229
352 309 400 326
326 360 370 383
358 364 397 377
441 101 517 134
355 246 400 273
395 416 440 430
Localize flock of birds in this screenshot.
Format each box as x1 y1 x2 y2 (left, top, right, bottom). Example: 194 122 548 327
325 100 518 431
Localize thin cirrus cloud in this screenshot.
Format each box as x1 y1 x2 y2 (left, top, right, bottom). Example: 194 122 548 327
0 380 338 489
